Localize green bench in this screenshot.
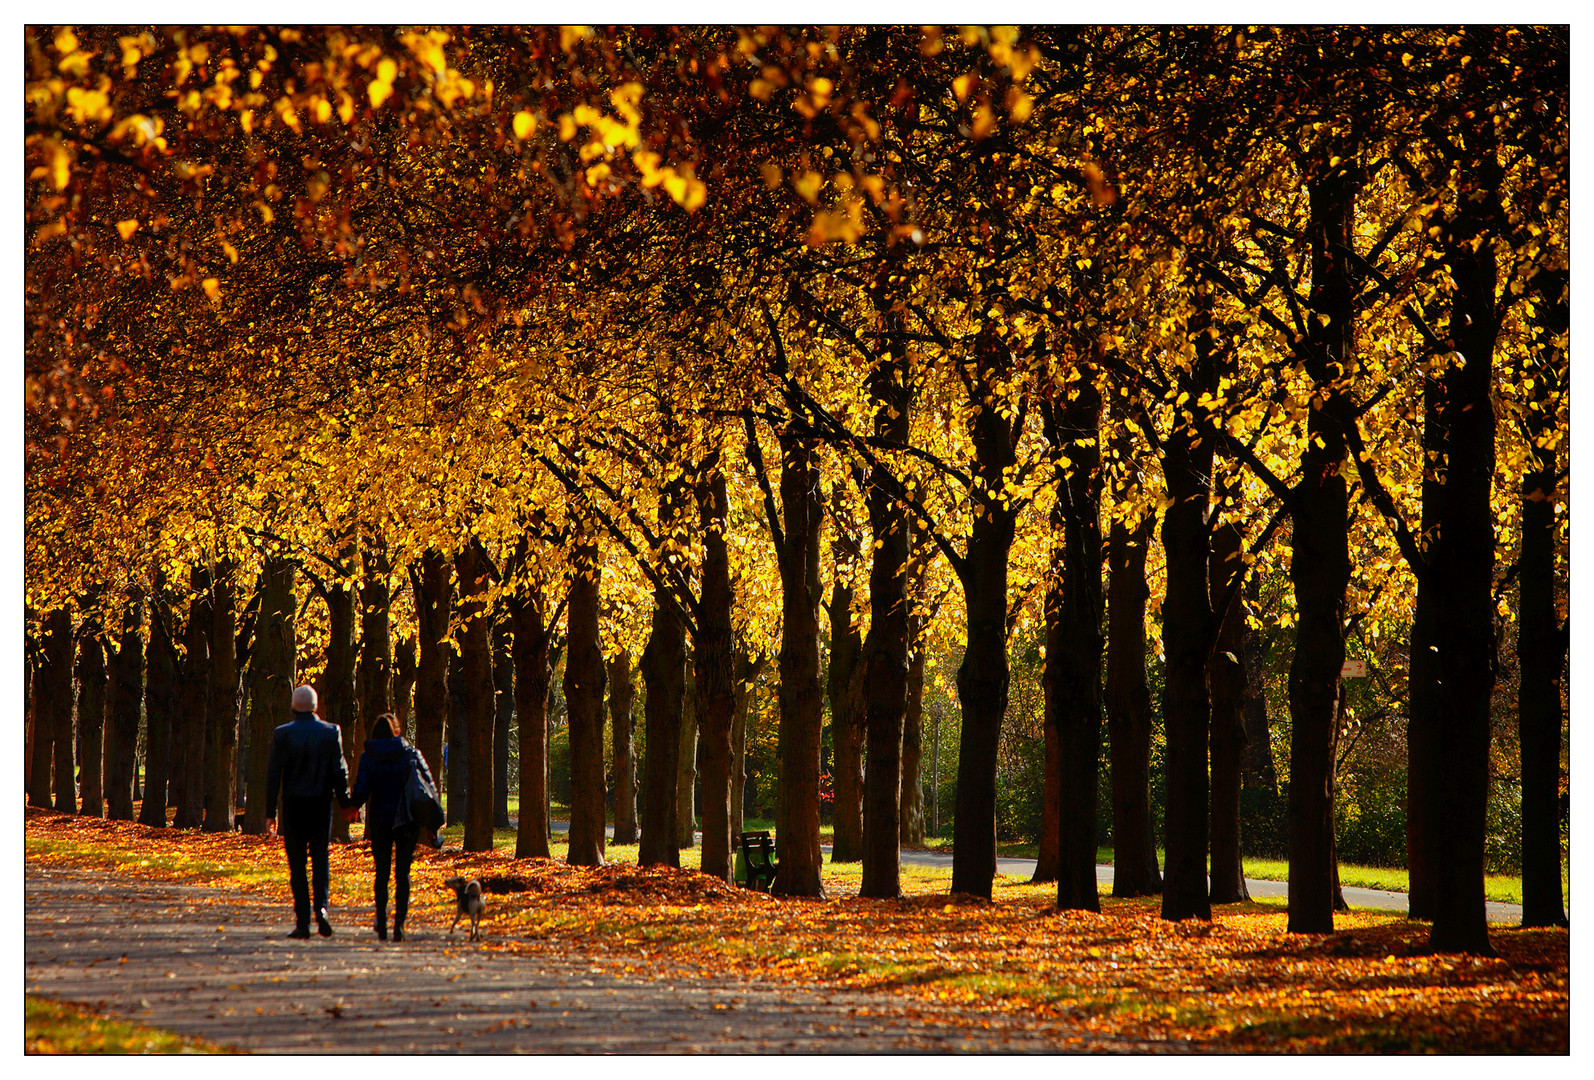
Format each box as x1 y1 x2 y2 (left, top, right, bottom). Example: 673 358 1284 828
734 831 776 891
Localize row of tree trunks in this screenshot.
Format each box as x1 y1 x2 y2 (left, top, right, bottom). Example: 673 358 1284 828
1207 516 1251 903
697 465 737 882
1047 367 1105 912
1106 511 1162 896
74 607 107 817
565 534 608 867
510 548 555 860
610 651 639 844
950 324 1021 900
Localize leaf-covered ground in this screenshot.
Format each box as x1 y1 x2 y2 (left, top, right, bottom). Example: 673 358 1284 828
24 808 1568 1053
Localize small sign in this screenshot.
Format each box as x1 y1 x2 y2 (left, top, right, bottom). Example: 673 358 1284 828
1341 659 1368 677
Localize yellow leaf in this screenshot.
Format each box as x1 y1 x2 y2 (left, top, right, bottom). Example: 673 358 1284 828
202 278 220 300
953 72 975 102
513 110 536 140
117 219 139 241
793 171 823 204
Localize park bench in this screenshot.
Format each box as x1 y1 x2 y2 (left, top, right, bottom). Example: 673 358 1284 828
734 831 776 891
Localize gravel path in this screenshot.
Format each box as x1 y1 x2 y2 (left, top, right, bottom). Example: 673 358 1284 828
24 863 1163 1055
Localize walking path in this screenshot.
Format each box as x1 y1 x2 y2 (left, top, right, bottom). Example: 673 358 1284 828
24 864 1162 1054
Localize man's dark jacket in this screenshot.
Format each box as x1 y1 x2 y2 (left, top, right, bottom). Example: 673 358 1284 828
265 712 350 818
350 736 434 828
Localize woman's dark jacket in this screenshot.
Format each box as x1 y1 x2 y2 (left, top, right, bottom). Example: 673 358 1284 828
349 737 435 829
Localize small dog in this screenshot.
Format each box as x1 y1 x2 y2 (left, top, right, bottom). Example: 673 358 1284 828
443 877 485 941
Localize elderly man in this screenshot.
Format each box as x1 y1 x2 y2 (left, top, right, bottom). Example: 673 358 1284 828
265 685 354 938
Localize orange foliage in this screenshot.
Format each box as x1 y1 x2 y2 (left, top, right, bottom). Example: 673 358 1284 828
25 809 1567 1052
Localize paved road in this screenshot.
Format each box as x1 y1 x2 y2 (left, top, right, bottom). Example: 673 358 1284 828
24 864 1165 1054
891 849 1533 923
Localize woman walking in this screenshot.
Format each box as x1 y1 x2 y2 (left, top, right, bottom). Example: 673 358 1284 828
348 713 437 941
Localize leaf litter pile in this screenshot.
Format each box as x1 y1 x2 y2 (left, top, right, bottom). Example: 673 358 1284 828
26 809 1567 1052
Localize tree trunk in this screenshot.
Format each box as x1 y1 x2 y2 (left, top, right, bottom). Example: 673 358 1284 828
140 576 179 828
860 349 912 900
359 536 393 724
1107 513 1161 896
492 613 514 830
1033 698 1060 884
510 554 554 860
676 669 699 849
731 650 764 840
638 568 685 868
564 535 607 867
75 613 106 818
609 651 638 844
106 593 144 821
1239 574 1277 794
1518 274 1568 929
1405 367 1442 923
772 432 827 898
394 633 417 734
697 466 737 882
203 562 237 832
446 645 467 826
52 610 81 814
1047 374 1106 913
172 567 211 829
900 643 926 845
414 548 452 798
30 612 70 809
243 556 295 835
825 569 865 865
951 325 1021 902
1286 175 1355 935
324 572 357 842
1208 518 1250 903
456 543 497 853
1427 202 1500 957
1159 333 1216 923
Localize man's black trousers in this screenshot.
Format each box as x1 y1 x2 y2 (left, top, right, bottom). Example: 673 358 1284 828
280 796 333 927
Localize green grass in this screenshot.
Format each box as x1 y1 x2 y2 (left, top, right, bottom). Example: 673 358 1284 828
25 997 230 1054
